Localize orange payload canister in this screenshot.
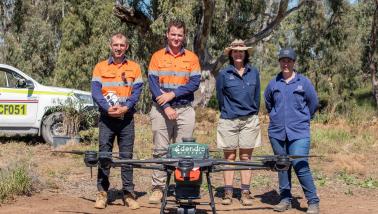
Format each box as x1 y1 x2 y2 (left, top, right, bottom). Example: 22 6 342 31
175 167 201 181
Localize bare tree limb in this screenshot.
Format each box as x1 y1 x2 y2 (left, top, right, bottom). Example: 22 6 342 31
210 0 308 75
113 4 152 33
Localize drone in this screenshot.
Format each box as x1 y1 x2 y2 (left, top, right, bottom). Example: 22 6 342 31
54 138 316 214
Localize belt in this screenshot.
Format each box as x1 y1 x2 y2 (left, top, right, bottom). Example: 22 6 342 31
171 103 192 108
153 102 192 108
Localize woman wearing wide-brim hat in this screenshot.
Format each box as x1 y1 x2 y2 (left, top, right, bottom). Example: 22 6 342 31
216 39 262 206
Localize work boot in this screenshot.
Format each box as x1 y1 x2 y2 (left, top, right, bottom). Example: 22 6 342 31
148 188 163 204
306 203 320 214
94 191 107 209
124 193 140 210
221 190 233 205
240 190 253 206
273 200 292 212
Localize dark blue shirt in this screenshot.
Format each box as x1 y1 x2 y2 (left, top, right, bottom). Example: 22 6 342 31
264 72 318 141
216 64 260 119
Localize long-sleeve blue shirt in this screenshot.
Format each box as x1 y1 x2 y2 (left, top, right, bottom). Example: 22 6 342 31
264 72 318 141
216 64 260 119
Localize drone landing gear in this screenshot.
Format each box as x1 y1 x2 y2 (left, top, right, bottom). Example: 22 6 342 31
160 170 217 214
177 205 196 214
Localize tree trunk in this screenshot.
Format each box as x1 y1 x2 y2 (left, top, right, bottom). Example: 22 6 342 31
193 67 215 107
369 1 378 106
113 0 308 107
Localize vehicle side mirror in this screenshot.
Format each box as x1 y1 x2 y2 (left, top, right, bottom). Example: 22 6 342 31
25 79 34 89
17 79 34 89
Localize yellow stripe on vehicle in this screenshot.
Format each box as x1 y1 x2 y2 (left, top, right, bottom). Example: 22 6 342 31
0 88 72 96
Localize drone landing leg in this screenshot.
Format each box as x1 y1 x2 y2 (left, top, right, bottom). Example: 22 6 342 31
160 171 172 214
206 172 217 214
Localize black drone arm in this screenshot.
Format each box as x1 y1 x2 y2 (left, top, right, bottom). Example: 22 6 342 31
213 165 271 172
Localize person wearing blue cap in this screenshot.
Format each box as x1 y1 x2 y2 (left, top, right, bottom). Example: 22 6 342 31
264 48 320 214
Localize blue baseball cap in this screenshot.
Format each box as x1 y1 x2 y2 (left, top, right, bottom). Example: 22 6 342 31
278 48 296 61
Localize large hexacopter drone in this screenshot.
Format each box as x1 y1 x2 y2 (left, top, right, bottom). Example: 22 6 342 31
55 138 316 214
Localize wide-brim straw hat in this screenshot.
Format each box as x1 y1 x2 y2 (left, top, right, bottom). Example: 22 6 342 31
224 39 253 55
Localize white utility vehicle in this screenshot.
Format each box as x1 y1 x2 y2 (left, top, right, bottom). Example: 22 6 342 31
0 64 96 145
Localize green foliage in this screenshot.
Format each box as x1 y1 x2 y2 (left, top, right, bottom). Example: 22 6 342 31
2 0 62 84
79 127 99 144
337 170 378 189
0 164 33 203
206 92 219 110
1 0 377 116
54 0 124 90
50 97 98 137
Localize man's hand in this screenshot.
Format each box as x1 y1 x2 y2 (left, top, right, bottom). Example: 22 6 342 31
164 106 177 120
108 104 128 118
156 91 175 106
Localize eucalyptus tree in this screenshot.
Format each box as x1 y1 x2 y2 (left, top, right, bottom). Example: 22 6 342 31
113 0 310 106
0 0 63 84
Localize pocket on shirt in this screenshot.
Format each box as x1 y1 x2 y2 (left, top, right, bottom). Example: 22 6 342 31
293 89 306 110
272 89 282 108
122 70 136 84
101 70 116 78
158 60 172 69
224 80 239 88
178 63 191 71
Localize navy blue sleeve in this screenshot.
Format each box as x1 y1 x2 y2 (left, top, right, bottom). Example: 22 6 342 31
91 81 110 112
305 79 319 118
148 73 170 109
125 82 143 109
264 81 273 113
216 72 224 112
255 69 261 113
173 75 201 98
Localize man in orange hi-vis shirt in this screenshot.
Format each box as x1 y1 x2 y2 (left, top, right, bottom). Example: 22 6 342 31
147 20 201 204
91 33 143 210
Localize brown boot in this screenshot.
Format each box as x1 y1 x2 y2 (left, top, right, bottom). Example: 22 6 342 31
94 191 107 209
221 190 233 205
124 193 140 210
306 203 319 214
148 188 163 204
240 190 253 206
273 200 292 212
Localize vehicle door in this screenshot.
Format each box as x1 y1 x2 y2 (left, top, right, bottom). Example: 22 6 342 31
0 67 39 126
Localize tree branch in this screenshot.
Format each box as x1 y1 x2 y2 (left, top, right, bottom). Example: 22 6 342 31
113 4 152 33
194 0 215 65
209 0 307 75
245 0 306 46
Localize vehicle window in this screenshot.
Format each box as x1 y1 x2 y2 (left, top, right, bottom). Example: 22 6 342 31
0 68 25 88
0 69 7 87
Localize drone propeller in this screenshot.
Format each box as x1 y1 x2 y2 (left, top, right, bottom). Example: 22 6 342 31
52 150 87 155
52 150 133 156
112 158 180 164
253 155 321 161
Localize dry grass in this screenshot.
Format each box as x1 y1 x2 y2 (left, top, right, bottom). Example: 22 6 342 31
1 109 378 203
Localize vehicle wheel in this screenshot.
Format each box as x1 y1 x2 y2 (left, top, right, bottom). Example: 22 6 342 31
41 112 65 145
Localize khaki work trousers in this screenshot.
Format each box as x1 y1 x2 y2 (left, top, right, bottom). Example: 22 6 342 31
149 103 195 188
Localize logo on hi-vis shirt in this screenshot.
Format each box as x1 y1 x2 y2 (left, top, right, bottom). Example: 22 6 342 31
0 104 27 115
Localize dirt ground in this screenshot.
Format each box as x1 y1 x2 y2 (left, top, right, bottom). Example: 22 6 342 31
1 143 378 214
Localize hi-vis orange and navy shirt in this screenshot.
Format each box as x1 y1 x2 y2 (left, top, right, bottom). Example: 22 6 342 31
148 47 201 109
91 56 143 114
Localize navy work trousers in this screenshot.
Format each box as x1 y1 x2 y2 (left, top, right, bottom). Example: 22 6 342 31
97 114 135 194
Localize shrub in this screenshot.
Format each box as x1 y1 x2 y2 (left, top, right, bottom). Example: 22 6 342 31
0 164 33 203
